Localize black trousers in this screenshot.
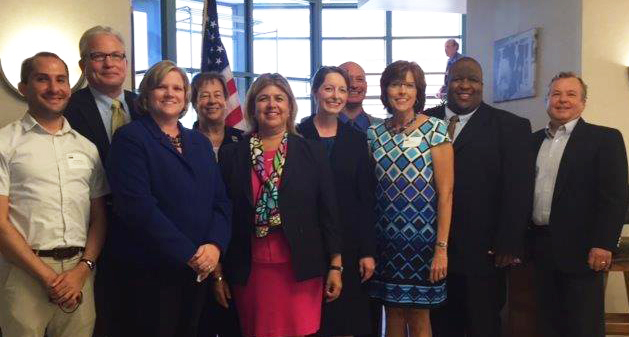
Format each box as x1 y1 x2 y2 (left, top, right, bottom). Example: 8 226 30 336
106 260 207 337
430 268 506 337
355 298 383 337
531 228 605 337
197 291 242 337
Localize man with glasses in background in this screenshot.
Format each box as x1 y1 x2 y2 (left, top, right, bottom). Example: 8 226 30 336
66 25 138 163
65 25 139 337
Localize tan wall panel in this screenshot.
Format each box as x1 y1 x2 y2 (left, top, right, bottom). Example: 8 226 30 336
0 0 133 127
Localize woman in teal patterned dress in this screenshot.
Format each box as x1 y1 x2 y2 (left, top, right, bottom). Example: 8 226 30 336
367 60 454 337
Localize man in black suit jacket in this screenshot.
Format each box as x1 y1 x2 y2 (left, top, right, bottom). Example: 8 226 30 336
65 26 139 164
64 26 139 337
530 72 628 337
426 57 534 337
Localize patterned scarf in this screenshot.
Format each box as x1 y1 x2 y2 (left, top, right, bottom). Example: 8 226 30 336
250 132 288 238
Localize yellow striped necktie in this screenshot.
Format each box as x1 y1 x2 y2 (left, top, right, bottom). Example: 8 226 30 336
111 99 127 135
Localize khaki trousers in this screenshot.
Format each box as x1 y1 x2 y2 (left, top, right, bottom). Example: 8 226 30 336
0 255 95 337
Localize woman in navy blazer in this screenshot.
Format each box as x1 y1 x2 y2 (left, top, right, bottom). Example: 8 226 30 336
216 73 342 337
105 60 231 337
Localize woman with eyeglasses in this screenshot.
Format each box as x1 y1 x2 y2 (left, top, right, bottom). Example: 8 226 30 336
188 72 244 337
217 73 342 337
297 66 376 337
368 61 454 337
191 72 244 161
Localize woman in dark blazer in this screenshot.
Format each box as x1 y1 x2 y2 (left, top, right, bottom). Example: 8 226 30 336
297 66 376 337
191 71 243 161
190 71 243 337
217 73 342 337
106 60 231 337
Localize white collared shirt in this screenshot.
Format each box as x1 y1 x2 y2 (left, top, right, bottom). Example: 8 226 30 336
89 87 130 141
444 105 479 141
532 118 580 226
0 113 109 250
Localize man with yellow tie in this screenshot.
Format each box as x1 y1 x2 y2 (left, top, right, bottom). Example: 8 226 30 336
64 25 139 337
66 25 138 164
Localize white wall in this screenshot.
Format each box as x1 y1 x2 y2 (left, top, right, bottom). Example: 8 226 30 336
581 0 629 317
466 0 582 131
581 0 629 156
0 0 134 127
468 0 629 323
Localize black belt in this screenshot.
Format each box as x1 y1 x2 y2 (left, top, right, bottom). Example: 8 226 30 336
33 247 84 260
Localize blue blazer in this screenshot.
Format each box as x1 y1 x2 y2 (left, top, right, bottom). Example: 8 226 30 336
106 115 232 270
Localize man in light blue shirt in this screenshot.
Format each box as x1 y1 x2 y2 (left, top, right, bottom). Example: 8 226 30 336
63 25 139 337
437 39 463 99
338 61 383 133
65 25 139 164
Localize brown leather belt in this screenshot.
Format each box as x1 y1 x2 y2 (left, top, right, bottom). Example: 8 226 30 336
33 247 84 260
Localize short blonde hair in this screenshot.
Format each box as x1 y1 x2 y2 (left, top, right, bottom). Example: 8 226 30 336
136 60 191 118
245 73 298 134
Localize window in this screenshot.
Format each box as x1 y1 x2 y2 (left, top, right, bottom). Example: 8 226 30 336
132 0 163 86
253 2 311 120
132 0 463 126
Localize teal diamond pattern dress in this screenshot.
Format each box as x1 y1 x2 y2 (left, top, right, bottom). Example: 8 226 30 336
367 116 450 308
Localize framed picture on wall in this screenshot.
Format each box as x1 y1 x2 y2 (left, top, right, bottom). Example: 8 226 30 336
493 28 538 102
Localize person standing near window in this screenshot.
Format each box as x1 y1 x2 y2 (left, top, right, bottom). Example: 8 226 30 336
298 66 377 337
338 62 383 133
190 71 243 337
191 72 243 161
217 73 342 337
436 39 463 99
368 60 454 337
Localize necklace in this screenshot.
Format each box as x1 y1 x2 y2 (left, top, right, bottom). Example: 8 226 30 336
386 113 418 134
166 133 183 151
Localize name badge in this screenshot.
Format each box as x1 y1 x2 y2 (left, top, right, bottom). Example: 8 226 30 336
66 153 90 169
402 137 421 148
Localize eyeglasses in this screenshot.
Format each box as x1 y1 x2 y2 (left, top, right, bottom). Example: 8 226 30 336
389 82 417 90
88 52 126 62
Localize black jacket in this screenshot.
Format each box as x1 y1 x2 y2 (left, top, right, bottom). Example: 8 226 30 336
297 116 377 258
192 121 244 148
532 118 628 273
65 87 139 165
218 134 342 285
425 102 534 275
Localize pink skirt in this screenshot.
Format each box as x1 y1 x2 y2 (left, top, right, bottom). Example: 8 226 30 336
233 232 323 337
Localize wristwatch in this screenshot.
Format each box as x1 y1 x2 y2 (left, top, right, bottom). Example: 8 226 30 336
80 258 95 271
436 241 448 249
329 265 344 273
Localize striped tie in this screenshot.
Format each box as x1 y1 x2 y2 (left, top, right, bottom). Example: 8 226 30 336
447 115 459 140
111 99 127 136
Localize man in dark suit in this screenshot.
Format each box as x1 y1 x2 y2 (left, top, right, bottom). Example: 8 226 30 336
426 57 534 337
65 26 138 163
64 26 138 337
530 72 628 337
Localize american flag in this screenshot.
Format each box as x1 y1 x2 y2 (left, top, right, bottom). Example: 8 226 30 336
201 0 246 130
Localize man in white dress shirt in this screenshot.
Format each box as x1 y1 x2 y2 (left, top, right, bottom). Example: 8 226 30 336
530 72 628 337
0 52 108 337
